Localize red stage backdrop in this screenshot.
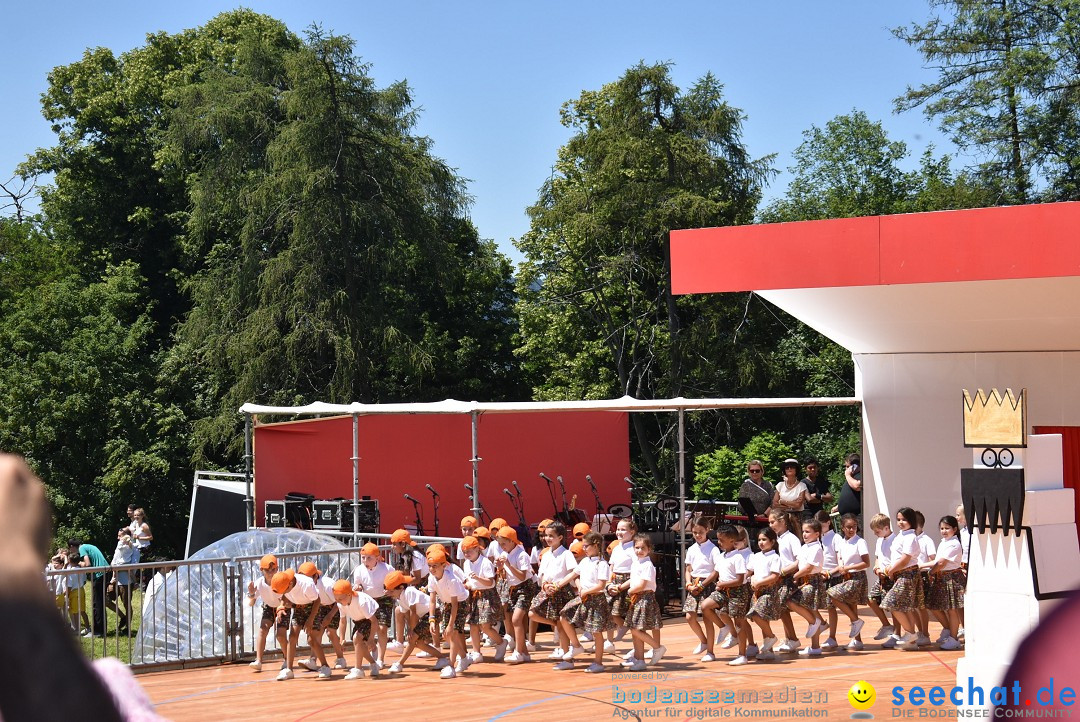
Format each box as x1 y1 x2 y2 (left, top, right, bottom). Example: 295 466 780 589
253 411 631 533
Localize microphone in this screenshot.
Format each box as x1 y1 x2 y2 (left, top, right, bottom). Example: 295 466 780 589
513 480 522 493
540 473 553 484
464 483 473 493
503 488 515 500
426 484 440 497
404 493 420 504
586 474 594 486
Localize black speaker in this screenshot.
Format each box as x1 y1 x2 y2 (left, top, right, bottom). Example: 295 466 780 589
265 500 286 528
340 499 379 533
284 491 315 530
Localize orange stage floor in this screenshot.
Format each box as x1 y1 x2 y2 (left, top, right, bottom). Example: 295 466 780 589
140 615 962 721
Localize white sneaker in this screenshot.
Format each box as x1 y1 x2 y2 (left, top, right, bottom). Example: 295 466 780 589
629 660 648 671
333 657 348 669
301 657 319 672
798 647 823 657
440 666 456 679
622 649 635 661
482 633 495 647
957 626 965 638
506 651 530 664
936 628 950 643
275 668 294 681
249 660 262 672
728 655 749 666
620 656 639 667
503 633 514 645
760 636 777 652
548 649 565 659
434 656 451 670
849 619 865 639
603 640 616 653
715 625 731 645
700 652 715 662
821 637 838 650
940 636 962 651
468 651 483 663
389 661 403 673
916 634 933 646
874 624 895 640
847 639 864 651
494 640 509 662
554 660 574 670
585 662 606 673
318 665 331 679
649 645 667 665
582 631 594 642
525 640 537 653
745 644 759 658
369 662 381 677
566 645 586 660
805 619 822 639
454 659 468 674
416 650 432 658
644 648 654 660
881 636 897 649
692 642 706 654
755 650 776 660
344 667 364 680
720 633 738 649
386 640 404 652
776 639 800 653
898 632 917 644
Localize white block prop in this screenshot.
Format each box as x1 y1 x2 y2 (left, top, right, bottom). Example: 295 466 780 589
956 434 1080 711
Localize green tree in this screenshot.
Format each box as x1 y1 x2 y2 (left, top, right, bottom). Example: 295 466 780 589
516 62 777 488
692 431 794 500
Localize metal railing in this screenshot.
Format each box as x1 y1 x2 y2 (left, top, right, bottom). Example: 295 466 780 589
47 533 461 670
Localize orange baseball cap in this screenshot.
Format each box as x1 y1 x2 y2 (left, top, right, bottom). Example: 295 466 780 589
391 529 416 546
427 543 447 555
426 549 449 565
332 578 354 596
473 526 491 539
361 542 381 557
607 539 619 554
496 526 518 544
460 515 479 528
259 554 277 570
298 561 319 577
569 539 585 559
461 535 480 551
573 522 591 538
271 569 295 594
384 570 413 590
489 517 508 531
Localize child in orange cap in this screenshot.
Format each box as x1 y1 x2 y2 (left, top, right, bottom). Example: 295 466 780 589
555 531 616 673
271 567 322 680
427 549 470 678
457 515 478 561
246 554 288 673
388 529 428 653
569 539 585 562
529 521 578 661
383 570 446 672
297 561 348 676
352 542 394 667
333 579 380 680
573 522 592 540
461 535 508 663
495 525 539 663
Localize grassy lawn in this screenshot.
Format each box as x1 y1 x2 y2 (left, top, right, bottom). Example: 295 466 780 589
73 586 145 665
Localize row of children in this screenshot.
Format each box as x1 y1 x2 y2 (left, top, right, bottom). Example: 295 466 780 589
681 504 968 666
247 515 668 680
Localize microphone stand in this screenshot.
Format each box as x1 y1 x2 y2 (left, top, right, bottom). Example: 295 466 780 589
539 472 559 517
428 485 440 536
512 480 526 523
405 495 425 536
464 483 490 526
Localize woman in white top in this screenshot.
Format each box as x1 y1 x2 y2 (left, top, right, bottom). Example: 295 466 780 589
881 507 924 646
681 516 719 655
922 515 965 650
826 512 870 650
771 459 811 513
768 510 803 652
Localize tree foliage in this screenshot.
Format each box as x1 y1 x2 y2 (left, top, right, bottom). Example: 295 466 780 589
692 431 795 500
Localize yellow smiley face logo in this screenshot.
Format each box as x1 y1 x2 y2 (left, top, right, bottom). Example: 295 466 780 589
848 680 876 710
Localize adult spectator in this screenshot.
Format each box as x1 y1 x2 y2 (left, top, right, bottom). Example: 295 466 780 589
736 459 775 517
131 507 152 559
802 456 833 517
836 453 862 518
772 458 811 513
68 537 109 635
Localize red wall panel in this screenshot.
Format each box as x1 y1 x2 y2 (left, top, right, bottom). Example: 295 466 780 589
253 411 631 533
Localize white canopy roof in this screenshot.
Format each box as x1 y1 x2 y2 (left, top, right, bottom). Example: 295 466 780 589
239 395 860 416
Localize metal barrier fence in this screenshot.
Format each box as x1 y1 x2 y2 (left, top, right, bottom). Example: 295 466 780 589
47 532 461 670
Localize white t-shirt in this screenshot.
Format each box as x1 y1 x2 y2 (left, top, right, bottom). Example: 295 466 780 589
463 555 496 591
891 529 919 571
777 530 802 567
498 544 535 586
575 556 610 592
397 584 431 617
313 575 337 606
747 550 782 581
715 549 747 585
608 540 636 574
936 537 964 571
538 546 578 585
916 533 937 564
776 480 808 507
874 532 896 569
112 538 136 566
426 562 465 592
735 547 752 568
959 527 971 562
352 561 394 598
284 573 321 605
630 556 657 592
836 534 869 567
797 542 824 573
432 569 470 603
821 530 839 572
684 540 717 577
339 592 378 622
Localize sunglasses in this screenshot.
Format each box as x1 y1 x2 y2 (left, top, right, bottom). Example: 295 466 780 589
749 469 763 474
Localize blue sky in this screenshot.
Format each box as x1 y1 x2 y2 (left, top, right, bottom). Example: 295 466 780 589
0 1 954 263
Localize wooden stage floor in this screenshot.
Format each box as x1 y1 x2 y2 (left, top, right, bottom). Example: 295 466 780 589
140 615 962 721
